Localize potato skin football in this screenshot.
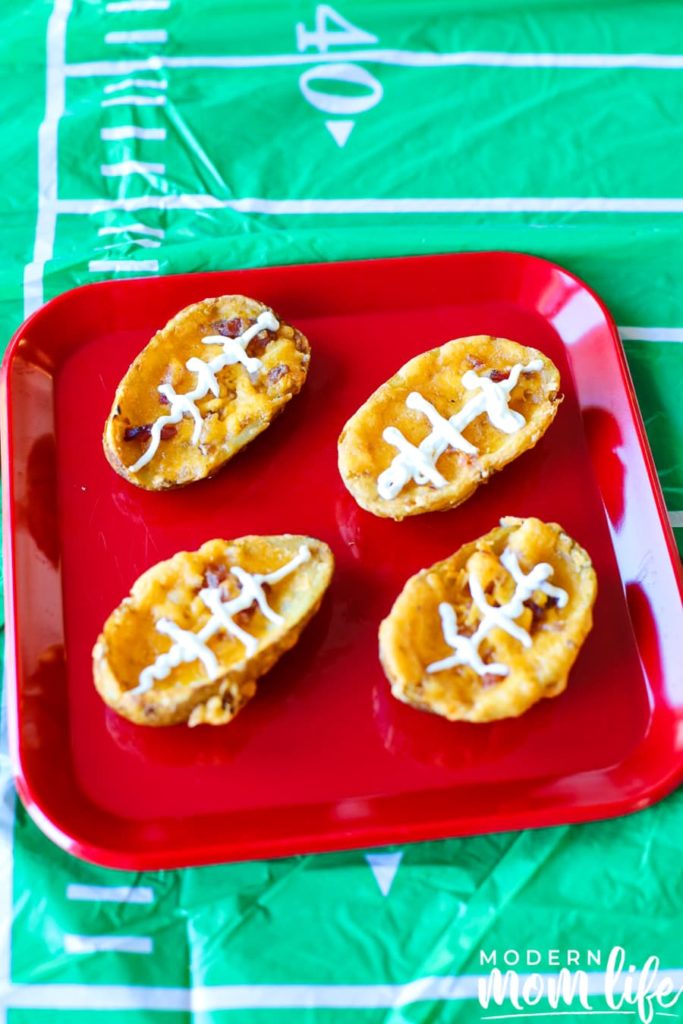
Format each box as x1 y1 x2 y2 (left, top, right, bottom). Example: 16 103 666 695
338 336 561 520
379 517 597 722
93 535 334 727
104 295 310 490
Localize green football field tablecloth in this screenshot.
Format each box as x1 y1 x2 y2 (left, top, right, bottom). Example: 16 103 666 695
1 1 682 1021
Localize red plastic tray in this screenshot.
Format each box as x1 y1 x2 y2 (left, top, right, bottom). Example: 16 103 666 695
2 252 682 870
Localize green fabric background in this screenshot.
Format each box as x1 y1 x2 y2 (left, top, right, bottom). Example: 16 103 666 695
1 1 682 1020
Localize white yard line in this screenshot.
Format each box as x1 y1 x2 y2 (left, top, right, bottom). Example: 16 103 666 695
5 970 683 1011
105 30 168 45
66 884 154 904
619 326 683 342
56 195 683 214
98 223 165 237
64 935 153 955
88 258 160 272
101 94 166 107
100 125 166 140
4 984 189 1011
22 0 73 317
103 77 167 92
106 0 170 9
101 237 161 248
100 160 166 176
12 4 73 1016
65 48 683 76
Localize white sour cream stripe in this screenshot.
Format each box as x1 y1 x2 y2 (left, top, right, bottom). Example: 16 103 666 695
427 547 568 677
128 310 279 473
377 359 543 500
129 545 311 696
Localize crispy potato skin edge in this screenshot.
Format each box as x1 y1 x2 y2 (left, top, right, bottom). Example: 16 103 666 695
338 336 561 520
102 296 310 491
92 537 334 727
378 518 597 722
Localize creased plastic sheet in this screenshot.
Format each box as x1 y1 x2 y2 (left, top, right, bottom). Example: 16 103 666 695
0 0 682 1021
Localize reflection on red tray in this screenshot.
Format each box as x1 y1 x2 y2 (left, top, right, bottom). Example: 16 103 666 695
2 252 682 869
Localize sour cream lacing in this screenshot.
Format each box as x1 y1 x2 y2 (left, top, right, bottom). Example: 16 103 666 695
427 547 568 677
377 359 543 501
129 545 310 696
128 310 279 473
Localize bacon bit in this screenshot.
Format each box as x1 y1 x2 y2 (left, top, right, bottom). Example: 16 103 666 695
267 363 288 385
159 392 170 406
204 565 229 589
481 673 502 688
211 317 248 338
234 606 256 627
489 368 510 382
123 424 151 442
525 595 560 629
160 424 177 441
247 330 275 358
525 599 544 627
466 354 484 368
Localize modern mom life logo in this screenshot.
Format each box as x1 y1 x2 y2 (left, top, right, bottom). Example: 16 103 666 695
477 946 682 1023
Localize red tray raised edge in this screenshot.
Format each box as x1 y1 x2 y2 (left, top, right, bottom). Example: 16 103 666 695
2 251 682 870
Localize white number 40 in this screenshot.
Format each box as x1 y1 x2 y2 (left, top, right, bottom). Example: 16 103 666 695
296 5 383 126
296 4 378 52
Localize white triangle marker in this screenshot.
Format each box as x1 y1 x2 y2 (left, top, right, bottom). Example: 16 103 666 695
325 120 355 148
365 851 403 897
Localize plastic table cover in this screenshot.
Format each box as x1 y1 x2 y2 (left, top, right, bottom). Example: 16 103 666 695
0 1 682 1022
